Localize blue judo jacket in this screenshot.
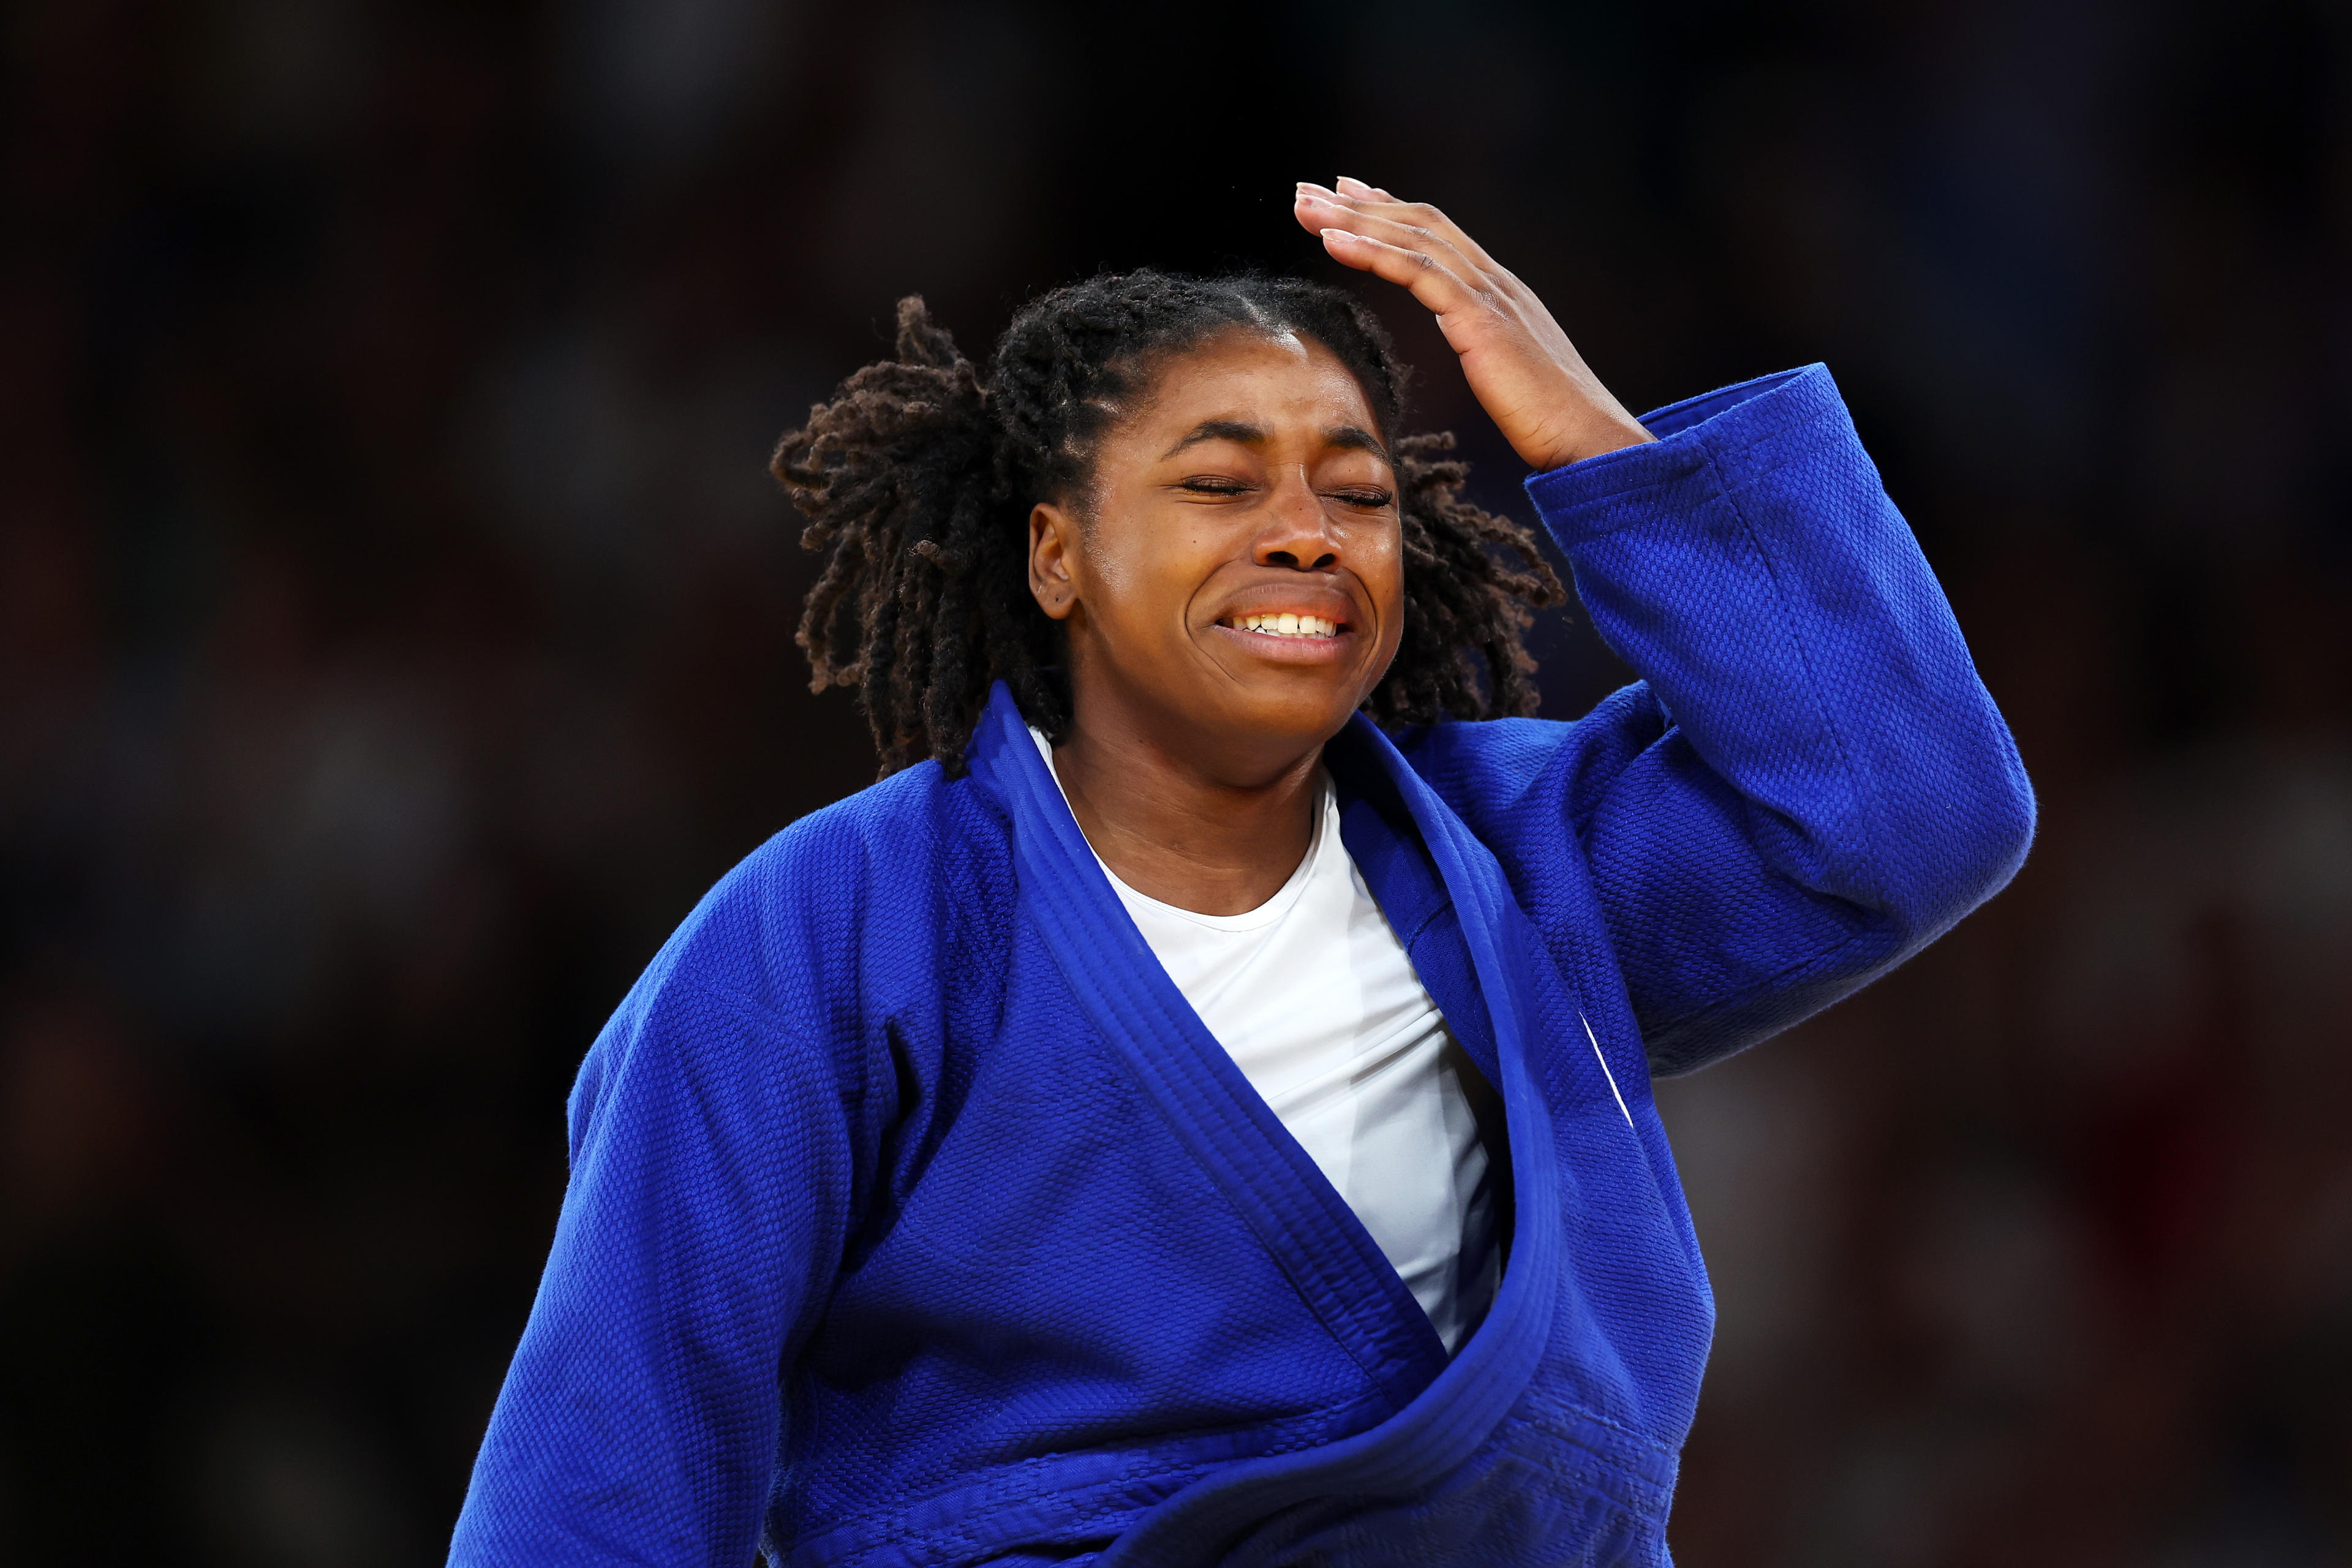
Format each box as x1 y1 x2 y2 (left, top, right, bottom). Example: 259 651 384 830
448 365 2035 1567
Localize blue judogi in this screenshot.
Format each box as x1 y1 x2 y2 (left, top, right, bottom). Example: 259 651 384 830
448 365 2034 1567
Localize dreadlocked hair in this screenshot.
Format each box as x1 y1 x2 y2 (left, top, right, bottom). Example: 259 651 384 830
772 270 1567 778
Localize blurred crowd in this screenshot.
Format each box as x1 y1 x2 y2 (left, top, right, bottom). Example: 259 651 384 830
2 0 2346 1563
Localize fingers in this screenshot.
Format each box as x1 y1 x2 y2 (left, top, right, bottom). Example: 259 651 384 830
1291 177 1644 470
1293 186 1469 281
1317 177 1503 274
1294 178 1492 326
1312 225 1482 323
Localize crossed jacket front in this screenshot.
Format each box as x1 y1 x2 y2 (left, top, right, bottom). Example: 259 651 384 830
448 365 2035 1568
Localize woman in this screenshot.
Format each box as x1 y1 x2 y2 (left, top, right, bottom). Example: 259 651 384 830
450 179 2033 1566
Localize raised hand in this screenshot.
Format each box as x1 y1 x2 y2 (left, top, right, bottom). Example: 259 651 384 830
1295 177 1653 472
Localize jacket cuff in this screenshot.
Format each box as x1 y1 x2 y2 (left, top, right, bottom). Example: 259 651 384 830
1522 363 1848 548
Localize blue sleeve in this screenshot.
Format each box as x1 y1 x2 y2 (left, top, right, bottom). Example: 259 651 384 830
446 906 858 1566
1402 364 2034 1075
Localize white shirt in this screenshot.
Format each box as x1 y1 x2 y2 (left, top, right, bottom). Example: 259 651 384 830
1033 729 1501 1352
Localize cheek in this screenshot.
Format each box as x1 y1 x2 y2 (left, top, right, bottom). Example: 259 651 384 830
1360 527 1407 631
1078 511 1206 636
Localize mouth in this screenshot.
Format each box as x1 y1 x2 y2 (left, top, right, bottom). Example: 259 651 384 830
1216 611 1345 640
1206 606 1357 667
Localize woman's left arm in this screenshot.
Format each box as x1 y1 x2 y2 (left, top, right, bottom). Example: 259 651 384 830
1302 181 2037 1074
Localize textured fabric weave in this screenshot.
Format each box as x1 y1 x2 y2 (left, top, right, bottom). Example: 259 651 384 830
448 364 2035 1568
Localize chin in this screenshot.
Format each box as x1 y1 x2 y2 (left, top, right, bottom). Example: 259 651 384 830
1215 681 1363 748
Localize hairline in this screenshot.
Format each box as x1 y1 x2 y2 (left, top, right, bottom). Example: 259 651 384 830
1047 315 1399 521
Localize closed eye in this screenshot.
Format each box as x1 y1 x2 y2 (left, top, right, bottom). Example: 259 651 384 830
1329 489 1393 508
1177 477 1253 496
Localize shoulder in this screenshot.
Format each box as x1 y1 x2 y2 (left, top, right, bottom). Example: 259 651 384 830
726 758 1004 924
563 762 1016 1174
1392 713 1572 798
617 761 1014 1049
1389 687 1668 829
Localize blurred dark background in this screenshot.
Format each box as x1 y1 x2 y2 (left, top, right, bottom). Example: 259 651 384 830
4 0 2349 1561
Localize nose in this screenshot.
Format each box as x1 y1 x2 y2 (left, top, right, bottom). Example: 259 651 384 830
1252 464 1340 572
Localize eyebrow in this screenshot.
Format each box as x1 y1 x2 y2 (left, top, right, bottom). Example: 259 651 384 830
1324 425 1393 463
1161 420 1393 464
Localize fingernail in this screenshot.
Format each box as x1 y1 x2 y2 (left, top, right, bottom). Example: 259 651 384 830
1321 227 1354 241
1336 175 1366 190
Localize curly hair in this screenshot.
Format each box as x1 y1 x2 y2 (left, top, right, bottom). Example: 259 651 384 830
772 270 1566 777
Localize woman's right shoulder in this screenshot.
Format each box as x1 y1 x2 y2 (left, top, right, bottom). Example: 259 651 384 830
745 755 1009 903
617 759 1016 1046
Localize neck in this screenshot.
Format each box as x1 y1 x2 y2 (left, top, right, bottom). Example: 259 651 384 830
1049 688 1326 918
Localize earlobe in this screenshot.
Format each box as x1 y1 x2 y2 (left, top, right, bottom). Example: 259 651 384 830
1028 502 1079 621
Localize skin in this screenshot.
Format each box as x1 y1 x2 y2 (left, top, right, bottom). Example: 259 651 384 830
1030 178 1653 915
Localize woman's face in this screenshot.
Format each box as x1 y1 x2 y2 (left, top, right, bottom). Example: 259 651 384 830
1027 328 1406 778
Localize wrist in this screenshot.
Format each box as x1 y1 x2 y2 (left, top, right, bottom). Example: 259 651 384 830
1524 411 1654 473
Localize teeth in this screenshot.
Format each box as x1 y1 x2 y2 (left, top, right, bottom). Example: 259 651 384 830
1231 612 1340 638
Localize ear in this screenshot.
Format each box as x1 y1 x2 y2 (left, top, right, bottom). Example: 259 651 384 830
1027 501 1080 621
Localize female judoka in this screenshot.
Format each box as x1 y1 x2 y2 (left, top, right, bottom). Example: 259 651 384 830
449 178 2034 1566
